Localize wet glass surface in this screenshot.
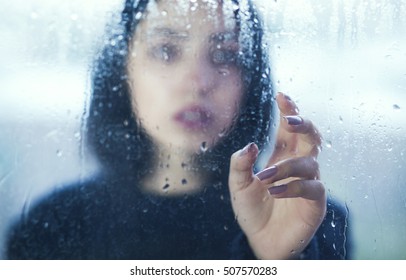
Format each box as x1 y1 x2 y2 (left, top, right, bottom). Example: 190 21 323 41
0 0 405 259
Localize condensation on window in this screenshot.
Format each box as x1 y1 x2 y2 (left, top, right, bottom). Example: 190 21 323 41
0 0 405 259
257 0 406 259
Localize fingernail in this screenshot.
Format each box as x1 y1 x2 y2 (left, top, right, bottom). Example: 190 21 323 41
255 166 278 181
282 93 292 101
239 142 255 157
284 116 303 125
268 184 288 195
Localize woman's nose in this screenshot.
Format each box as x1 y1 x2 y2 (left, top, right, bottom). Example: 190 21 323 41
186 53 217 96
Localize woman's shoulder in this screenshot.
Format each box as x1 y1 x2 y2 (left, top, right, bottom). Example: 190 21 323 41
5 175 112 259
23 175 108 214
299 197 351 260
316 197 352 259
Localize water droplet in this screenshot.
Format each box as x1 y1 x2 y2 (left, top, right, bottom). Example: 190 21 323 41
74 132 81 140
290 250 296 254
300 240 305 244
181 178 187 185
393 104 400 110
161 10 167 16
163 183 170 190
364 194 369 199
218 128 226 138
326 141 332 148
223 225 229 231
43 222 49 228
200 142 208 152
135 12 143 20
339 116 343 123
56 150 63 157
331 220 336 228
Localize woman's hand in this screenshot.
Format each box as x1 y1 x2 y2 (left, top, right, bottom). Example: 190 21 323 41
228 92 326 259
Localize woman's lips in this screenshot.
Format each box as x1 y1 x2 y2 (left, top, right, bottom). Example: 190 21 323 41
173 105 213 130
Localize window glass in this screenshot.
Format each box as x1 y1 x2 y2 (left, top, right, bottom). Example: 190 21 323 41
0 0 405 259
257 0 406 259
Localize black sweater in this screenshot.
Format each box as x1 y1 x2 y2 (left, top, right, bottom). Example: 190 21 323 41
6 174 351 259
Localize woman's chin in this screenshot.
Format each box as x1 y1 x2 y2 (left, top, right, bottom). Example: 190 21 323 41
158 139 215 156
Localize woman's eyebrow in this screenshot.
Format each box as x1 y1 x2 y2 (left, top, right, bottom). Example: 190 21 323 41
209 31 238 43
145 27 189 40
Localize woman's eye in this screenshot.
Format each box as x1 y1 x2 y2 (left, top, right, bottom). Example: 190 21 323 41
150 44 180 64
211 49 237 66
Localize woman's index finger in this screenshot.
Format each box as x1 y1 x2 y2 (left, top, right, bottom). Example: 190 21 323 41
276 92 299 116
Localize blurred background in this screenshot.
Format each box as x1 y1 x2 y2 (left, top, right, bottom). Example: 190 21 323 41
0 0 405 259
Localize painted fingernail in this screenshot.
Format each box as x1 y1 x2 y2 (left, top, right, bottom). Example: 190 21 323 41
239 142 255 157
284 116 303 125
268 184 288 195
255 166 278 181
283 93 292 101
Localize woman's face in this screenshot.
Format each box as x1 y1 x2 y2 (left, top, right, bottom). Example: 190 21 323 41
127 0 244 154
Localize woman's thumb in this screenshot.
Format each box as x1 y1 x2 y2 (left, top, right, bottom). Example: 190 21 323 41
229 142 259 192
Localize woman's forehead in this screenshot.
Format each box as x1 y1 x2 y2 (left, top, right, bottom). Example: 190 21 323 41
142 0 237 31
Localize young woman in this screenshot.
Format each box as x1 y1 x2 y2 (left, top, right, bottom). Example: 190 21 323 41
6 0 351 259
